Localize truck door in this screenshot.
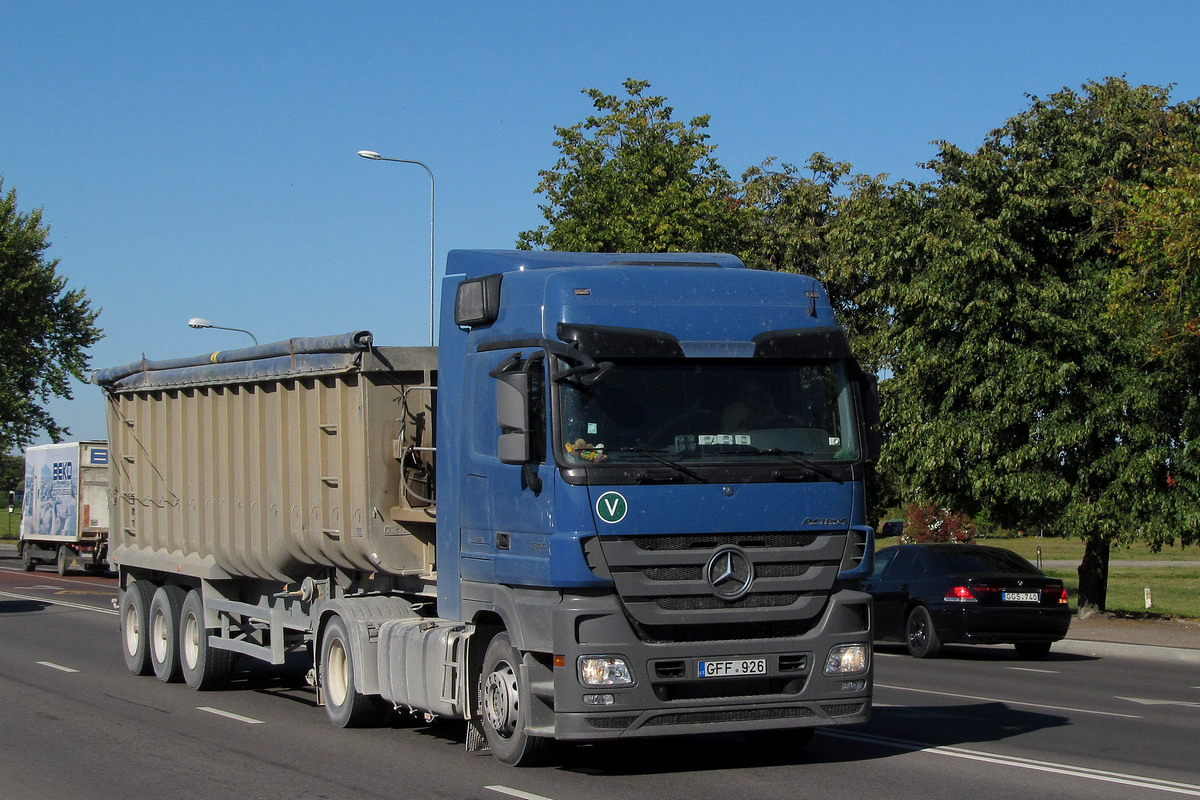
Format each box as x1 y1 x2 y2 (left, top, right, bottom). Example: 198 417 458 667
459 350 555 588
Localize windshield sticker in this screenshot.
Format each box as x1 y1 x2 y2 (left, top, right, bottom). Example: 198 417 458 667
697 434 752 446
596 491 628 524
587 422 598 435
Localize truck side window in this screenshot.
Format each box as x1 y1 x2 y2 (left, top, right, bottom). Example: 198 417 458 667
529 359 547 463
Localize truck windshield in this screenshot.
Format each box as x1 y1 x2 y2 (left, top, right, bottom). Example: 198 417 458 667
557 359 860 466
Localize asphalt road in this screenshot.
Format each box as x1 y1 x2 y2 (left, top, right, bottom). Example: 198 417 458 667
2 560 1199 800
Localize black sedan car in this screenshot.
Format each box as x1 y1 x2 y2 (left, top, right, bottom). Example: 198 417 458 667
863 543 1071 659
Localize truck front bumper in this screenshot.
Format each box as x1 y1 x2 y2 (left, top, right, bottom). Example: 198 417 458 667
548 587 872 740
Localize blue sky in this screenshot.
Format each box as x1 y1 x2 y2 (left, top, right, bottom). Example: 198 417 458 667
4 1 1199 449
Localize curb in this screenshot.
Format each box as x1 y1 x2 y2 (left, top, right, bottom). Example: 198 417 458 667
1056 638 1200 665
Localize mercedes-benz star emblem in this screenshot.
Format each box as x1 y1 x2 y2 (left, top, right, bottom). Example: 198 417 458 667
706 546 754 600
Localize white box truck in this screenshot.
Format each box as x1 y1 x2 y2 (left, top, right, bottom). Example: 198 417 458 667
19 441 111 575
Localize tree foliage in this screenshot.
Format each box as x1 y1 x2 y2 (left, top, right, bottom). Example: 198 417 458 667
517 79 741 253
0 179 103 452
845 79 1200 612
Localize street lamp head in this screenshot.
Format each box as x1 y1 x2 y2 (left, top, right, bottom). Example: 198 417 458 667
188 318 212 329
357 150 383 160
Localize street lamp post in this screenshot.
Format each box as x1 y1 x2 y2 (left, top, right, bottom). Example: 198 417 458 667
187 317 259 345
357 150 436 347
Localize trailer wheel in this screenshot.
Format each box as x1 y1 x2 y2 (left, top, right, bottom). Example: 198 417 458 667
479 633 552 766
319 616 387 728
149 584 187 682
120 580 157 675
180 590 234 690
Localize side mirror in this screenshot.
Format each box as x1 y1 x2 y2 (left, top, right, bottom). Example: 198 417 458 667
496 371 531 464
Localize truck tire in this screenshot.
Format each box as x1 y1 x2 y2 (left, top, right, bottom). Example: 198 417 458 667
905 606 942 659
320 615 388 728
57 545 70 577
149 584 187 683
121 580 157 675
478 633 552 767
19 542 36 572
180 589 234 690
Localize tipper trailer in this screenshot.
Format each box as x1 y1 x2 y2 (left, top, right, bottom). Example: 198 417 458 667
93 250 879 765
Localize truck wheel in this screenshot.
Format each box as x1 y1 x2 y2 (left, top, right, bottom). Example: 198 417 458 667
57 545 70 577
180 590 234 690
19 543 36 572
320 616 387 728
479 633 552 766
149 584 187 682
905 606 942 658
121 581 157 675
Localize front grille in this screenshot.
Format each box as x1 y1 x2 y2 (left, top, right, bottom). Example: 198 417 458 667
587 716 639 730
645 563 812 582
597 531 847 640
656 592 801 611
642 706 814 727
632 532 818 551
653 676 807 701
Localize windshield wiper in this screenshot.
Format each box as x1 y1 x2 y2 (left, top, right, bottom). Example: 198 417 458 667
757 449 843 482
616 447 707 483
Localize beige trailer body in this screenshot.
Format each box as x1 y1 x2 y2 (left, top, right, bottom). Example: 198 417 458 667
104 346 437 585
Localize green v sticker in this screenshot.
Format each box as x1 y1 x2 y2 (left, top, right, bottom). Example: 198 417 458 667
596 491 628 524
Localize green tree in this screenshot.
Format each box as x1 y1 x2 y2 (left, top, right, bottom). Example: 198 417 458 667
848 79 1200 613
0 179 102 452
517 79 742 253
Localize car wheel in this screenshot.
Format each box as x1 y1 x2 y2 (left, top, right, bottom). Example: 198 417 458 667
1014 641 1052 660
905 606 942 658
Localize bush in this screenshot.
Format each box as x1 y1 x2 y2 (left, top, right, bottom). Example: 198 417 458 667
903 503 976 544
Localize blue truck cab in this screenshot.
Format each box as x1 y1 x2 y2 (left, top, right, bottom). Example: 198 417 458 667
438 250 877 762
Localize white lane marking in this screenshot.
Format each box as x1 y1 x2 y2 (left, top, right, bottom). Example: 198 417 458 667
1007 667 1059 674
198 707 265 725
824 729 1200 797
38 661 79 673
0 590 119 615
1118 696 1200 709
487 786 557 800
876 682 1141 719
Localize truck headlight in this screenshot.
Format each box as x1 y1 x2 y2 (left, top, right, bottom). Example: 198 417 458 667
824 644 869 675
579 655 634 686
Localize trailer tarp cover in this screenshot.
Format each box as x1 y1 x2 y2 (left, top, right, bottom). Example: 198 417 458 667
91 331 373 392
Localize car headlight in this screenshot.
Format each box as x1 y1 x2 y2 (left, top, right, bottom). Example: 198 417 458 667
579 655 634 686
825 644 869 675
